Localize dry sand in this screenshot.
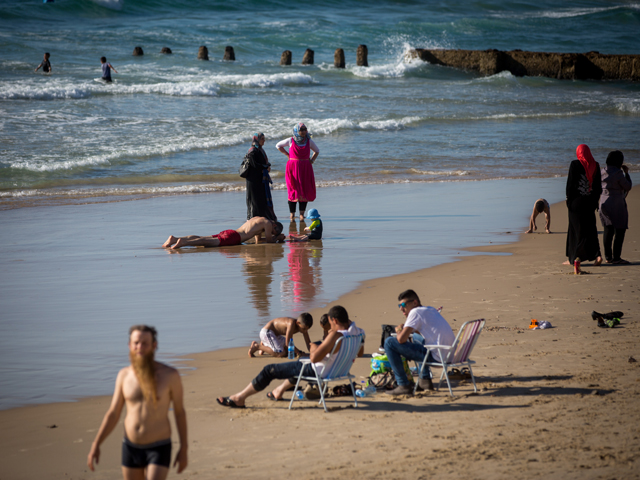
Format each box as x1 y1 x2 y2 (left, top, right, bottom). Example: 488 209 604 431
1 190 638 480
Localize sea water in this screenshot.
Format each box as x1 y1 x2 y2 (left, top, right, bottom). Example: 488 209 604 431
0 0 639 408
1 0 638 209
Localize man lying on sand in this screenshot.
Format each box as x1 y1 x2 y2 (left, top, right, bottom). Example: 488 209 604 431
384 289 455 396
218 306 364 407
248 313 313 358
162 216 284 249
87 325 188 479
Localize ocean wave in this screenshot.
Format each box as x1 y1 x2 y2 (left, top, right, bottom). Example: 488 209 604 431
309 116 422 135
210 72 314 88
614 99 640 115
0 79 221 100
472 111 590 121
537 6 626 19
5 113 422 173
409 169 469 176
7 132 248 173
350 56 426 79
492 4 637 20
0 72 312 100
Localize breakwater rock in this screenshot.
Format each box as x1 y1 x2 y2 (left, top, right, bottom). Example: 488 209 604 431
410 49 640 81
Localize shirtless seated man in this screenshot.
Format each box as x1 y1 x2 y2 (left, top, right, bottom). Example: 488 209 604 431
87 325 187 479
162 216 284 249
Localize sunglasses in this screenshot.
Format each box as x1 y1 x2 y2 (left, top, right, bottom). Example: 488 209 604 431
299 127 307 131
398 302 408 308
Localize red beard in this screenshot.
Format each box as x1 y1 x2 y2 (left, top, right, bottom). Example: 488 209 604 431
129 350 158 405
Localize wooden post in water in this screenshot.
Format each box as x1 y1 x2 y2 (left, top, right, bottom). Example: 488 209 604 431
198 46 209 60
280 50 292 65
223 46 235 61
161 47 172 54
302 48 314 65
334 48 345 68
357 44 368 66
132 46 144 56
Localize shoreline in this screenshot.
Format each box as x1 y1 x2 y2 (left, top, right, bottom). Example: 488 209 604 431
0 174 575 211
1 188 638 479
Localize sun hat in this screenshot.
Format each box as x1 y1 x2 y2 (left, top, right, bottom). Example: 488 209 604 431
305 208 320 219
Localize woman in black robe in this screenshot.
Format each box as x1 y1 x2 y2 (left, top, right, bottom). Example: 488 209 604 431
245 133 277 221
565 144 602 274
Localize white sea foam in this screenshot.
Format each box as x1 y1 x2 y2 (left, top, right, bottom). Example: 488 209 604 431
473 111 590 121
308 116 422 135
537 6 622 19
8 131 249 173
0 72 312 100
209 72 315 88
476 71 517 81
614 99 640 114
409 169 470 176
0 79 221 100
492 5 633 19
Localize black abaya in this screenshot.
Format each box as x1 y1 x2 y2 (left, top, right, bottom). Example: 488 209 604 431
245 147 276 221
565 159 602 263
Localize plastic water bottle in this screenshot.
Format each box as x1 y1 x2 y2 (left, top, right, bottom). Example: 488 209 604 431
355 385 376 397
288 338 295 360
295 390 304 400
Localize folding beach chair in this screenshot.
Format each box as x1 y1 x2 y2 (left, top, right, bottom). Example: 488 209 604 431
414 319 485 396
289 334 363 413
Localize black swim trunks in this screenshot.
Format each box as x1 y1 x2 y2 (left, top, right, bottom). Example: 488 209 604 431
122 436 172 469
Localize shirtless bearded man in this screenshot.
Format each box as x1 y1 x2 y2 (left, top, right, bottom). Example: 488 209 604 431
87 325 188 479
162 216 284 249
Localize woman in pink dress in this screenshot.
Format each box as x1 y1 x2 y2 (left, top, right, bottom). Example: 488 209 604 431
276 122 319 220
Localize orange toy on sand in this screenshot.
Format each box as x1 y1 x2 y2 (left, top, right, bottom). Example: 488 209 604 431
529 319 539 329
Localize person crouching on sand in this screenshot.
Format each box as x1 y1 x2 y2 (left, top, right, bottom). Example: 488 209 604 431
248 313 313 358
525 198 551 234
162 217 284 249
218 306 364 407
87 325 188 478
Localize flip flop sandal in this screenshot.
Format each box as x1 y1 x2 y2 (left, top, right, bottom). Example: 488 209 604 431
216 397 245 408
266 392 281 401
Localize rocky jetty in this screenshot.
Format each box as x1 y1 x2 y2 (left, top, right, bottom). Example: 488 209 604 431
410 48 640 81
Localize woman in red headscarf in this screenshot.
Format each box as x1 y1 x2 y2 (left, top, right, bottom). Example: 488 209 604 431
565 144 603 274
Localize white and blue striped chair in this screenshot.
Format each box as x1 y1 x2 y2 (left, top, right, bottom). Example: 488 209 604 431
289 334 363 413
416 319 485 396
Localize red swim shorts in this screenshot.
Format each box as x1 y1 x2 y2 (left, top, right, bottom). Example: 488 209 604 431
213 229 242 246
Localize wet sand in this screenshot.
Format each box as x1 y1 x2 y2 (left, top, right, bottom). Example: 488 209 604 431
0 178 566 409
1 187 638 479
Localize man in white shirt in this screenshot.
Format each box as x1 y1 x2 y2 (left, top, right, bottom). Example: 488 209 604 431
384 289 455 396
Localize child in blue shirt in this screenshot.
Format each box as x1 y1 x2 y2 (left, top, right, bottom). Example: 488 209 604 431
289 208 322 241
100 56 118 82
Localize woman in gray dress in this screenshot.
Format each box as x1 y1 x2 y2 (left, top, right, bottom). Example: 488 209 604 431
599 150 632 264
